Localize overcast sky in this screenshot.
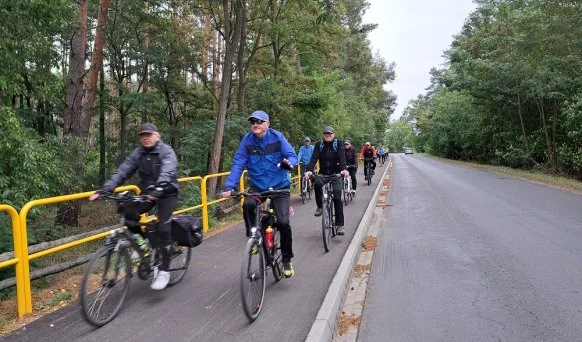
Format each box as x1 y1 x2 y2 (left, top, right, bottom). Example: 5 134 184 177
362 0 477 119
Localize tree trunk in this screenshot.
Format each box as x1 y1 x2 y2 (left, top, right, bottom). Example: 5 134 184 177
236 1 247 113
516 91 529 152
81 0 111 137
58 0 88 228
99 66 106 184
208 0 244 197
537 97 556 171
63 0 87 136
203 14 211 81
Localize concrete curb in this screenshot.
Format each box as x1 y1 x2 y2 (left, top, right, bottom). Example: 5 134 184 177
306 159 392 342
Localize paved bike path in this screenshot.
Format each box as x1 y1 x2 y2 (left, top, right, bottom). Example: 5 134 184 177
3 163 387 342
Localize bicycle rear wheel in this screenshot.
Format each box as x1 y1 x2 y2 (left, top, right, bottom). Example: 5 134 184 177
322 202 332 252
80 244 131 327
240 238 266 321
168 244 192 285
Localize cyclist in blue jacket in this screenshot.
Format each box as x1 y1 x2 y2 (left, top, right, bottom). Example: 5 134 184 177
297 136 315 178
222 110 298 277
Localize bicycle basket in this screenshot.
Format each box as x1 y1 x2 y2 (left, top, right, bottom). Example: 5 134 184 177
171 215 203 247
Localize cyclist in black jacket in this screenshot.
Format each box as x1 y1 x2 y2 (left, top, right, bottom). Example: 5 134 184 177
304 126 349 235
344 140 358 196
89 122 179 291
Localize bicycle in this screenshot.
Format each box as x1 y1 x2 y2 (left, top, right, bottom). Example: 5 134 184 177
342 170 353 206
315 174 342 252
80 192 193 327
363 158 374 186
230 189 290 321
300 174 313 204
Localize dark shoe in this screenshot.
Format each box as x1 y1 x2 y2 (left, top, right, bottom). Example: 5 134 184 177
314 207 323 216
282 261 295 278
337 226 345 235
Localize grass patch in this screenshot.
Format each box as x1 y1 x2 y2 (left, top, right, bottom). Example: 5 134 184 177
336 312 361 336
361 236 377 252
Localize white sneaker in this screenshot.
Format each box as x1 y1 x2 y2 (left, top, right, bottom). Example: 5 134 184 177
151 270 170 290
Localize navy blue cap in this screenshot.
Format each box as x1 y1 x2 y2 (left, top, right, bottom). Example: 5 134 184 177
248 110 269 122
139 122 159 134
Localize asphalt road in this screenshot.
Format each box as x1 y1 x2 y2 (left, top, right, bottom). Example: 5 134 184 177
359 153 582 342
2 162 388 342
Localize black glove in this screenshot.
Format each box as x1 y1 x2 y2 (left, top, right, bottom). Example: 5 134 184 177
278 159 293 171
146 186 164 199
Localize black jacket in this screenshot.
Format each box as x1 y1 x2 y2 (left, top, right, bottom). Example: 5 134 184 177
345 146 358 168
307 139 347 175
101 141 179 196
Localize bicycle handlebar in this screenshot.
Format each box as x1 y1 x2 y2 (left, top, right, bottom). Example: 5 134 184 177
100 192 151 203
228 189 291 198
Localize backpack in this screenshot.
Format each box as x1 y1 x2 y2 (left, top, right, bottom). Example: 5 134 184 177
363 147 374 158
319 139 339 152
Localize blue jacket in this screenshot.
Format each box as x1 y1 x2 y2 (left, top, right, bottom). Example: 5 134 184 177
297 144 314 164
225 128 298 192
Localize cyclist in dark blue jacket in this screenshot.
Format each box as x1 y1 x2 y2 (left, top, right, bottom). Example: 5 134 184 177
222 110 298 277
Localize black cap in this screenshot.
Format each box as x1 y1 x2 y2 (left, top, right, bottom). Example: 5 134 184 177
139 123 159 134
323 126 334 133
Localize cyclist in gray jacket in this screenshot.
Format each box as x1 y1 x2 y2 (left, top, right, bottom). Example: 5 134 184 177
89 122 178 290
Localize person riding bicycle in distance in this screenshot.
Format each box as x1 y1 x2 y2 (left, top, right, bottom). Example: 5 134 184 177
89 122 179 291
297 136 315 179
221 110 298 278
359 142 377 178
304 126 349 235
344 139 358 197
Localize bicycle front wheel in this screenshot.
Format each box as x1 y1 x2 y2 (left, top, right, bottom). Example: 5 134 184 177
343 186 349 206
322 203 332 252
270 229 283 281
168 244 192 286
240 238 266 321
80 244 132 327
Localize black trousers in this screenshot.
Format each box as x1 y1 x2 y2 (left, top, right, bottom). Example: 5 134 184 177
348 168 357 190
313 176 344 226
243 192 294 261
124 195 178 248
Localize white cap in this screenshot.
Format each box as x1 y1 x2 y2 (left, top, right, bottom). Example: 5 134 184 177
365 142 370 146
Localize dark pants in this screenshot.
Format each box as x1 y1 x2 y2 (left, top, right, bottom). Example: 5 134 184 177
314 176 344 226
123 195 177 271
348 168 357 190
364 159 376 178
243 192 294 261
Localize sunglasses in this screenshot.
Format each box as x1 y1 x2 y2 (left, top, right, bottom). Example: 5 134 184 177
249 119 266 125
323 132 333 135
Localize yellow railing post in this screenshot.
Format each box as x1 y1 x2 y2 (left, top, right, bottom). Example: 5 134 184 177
201 176 209 233
0 205 25 318
298 164 302 193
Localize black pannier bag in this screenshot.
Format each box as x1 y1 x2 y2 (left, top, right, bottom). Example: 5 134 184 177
171 215 203 247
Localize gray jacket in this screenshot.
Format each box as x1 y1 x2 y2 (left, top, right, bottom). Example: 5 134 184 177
101 141 179 196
